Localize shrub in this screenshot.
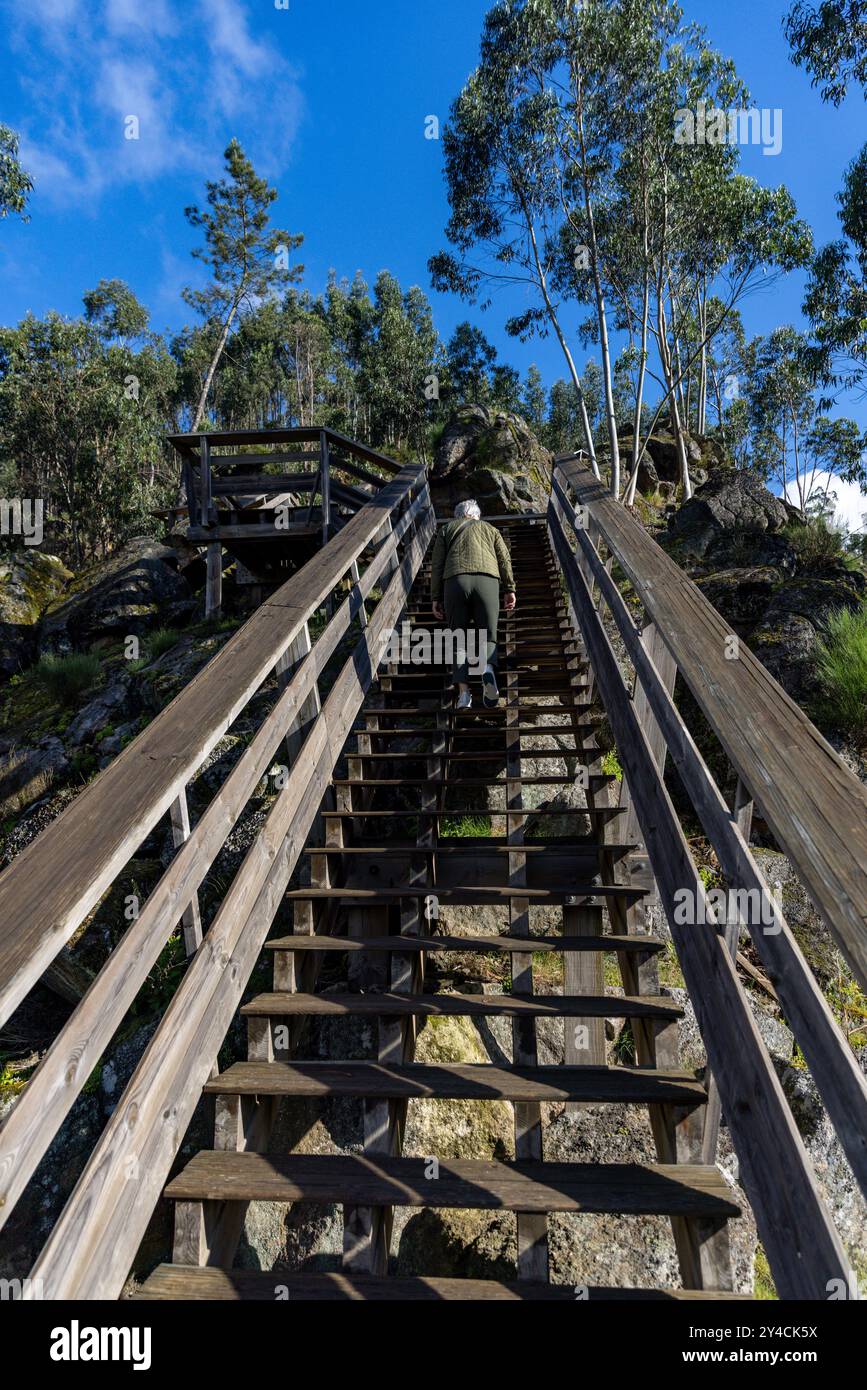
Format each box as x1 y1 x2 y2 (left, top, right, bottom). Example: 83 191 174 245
815 603 867 740
148 627 180 659
784 517 845 567
34 652 101 705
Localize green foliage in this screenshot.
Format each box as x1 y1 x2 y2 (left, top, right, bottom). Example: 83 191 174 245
803 140 867 408
34 652 101 705
785 0 867 105
0 298 178 564
600 748 623 780
753 1245 778 1300
0 1060 28 1097
784 516 846 565
183 138 303 430
148 627 180 659
815 602 867 740
0 123 32 221
440 813 492 837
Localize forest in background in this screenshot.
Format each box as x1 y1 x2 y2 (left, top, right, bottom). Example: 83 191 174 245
0 0 865 567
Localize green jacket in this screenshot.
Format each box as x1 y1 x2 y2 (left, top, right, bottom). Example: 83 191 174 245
430 518 515 601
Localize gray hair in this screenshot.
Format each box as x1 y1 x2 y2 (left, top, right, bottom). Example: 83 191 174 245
454 499 481 520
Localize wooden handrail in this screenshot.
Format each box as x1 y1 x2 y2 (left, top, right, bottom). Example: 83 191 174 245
547 484 854 1299
0 454 432 1297
0 463 425 1030
551 473 867 1199
166 428 403 476
555 457 867 993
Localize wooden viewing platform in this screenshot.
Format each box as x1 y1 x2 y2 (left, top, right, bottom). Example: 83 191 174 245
0 437 864 1301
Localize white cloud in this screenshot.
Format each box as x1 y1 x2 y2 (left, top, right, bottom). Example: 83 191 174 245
3 0 304 206
784 472 867 534
104 0 176 35
207 0 271 76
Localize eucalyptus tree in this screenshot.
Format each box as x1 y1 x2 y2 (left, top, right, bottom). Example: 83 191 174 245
613 17 811 503
183 139 303 430
0 296 176 563
324 271 375 436
804 144 867 408
522 364 547 430
490 363 523 413
702 301 747 444
785 0 867 104
743 327 864 512
547 377 586 454
429 0 601 476
0 125 32 221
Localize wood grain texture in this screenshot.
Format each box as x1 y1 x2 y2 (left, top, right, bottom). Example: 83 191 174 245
557 459 867 992
164 1151 740 1217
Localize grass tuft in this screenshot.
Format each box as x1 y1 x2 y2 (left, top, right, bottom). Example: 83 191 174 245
34 652 101 705
815 603 867 742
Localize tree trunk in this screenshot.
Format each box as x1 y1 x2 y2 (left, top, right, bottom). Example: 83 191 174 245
624 270 651 507
657 291 692 500
192 302 239 432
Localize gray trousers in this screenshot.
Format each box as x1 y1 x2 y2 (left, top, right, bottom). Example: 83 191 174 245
443 572 500 684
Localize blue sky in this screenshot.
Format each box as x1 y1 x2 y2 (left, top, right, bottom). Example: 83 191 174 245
1 0 865 452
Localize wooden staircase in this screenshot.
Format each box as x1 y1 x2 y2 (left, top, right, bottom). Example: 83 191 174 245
137 518 744 1300
1 438 864 1303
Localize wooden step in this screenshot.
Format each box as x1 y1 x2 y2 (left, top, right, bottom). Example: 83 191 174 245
341 751 598 763
204 1060 705 1104
319 807 626 821
265 931 662 954
347 728 594 739
164 1152 739 1219
357 703 595 715
330 775 614 790
240 991 681 1019
135 1265 750 1301
283 885 644 905
301 839 625 850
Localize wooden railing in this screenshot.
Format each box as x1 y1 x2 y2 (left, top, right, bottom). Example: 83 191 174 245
0 455 433 1299
169 426 403 544
549 457 866 1300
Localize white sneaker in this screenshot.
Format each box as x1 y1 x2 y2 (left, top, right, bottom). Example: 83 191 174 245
482 665 500 707
456 689 473 710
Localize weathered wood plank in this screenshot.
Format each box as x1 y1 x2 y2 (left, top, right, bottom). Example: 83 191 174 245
556 485 867 1202
0 477 430 1237
240 991 682 1019
204 1060 706 1104
0 464 425 1028
163 1152 740 1218
548 498 854 1299
26 502 434 1299
557 460 867 992
134 1264 751 1301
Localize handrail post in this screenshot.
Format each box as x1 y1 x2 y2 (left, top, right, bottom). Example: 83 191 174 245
320 430 331 547
169 790 202 955
199 434 212 525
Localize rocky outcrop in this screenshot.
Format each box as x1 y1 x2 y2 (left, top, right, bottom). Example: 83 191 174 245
39 536 194 655
0 551 72 680
431 405 552 515
667 472 792 563
664 472 866 714
619 423 727 490
750 572 867 707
